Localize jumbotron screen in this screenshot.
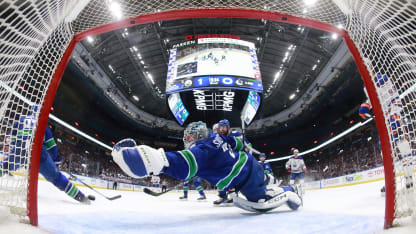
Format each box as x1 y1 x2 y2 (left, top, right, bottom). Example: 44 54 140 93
166 38 263 94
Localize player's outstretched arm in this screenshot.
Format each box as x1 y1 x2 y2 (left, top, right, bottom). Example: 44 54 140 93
111 139 210 181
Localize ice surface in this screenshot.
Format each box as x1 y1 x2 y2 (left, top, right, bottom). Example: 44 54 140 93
1 179 416 233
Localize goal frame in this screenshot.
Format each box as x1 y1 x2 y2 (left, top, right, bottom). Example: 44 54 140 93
28 8 394 228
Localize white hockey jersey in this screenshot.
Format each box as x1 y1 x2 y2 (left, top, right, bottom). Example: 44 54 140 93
151 175 160 185
285 156 306 173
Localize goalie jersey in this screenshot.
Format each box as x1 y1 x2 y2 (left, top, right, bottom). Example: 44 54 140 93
163 133 254 193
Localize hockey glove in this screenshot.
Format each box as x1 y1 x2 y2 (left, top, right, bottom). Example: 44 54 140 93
112 144 169 178
113 138 137 151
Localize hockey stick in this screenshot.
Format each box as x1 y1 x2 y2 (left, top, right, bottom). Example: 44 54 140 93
240 114 246 147
68 172 122 201
143 176 198 197
143 187 174 196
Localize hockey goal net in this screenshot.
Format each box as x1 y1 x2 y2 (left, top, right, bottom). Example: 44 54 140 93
0 0 415 228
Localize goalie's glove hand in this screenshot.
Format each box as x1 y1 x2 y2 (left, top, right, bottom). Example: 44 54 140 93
111 143 169 178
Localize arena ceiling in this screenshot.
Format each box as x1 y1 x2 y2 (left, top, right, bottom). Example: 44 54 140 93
79 17 344 119
57 17 365 147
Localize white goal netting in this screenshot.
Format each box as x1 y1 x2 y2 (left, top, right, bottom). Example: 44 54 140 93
0 0 415 228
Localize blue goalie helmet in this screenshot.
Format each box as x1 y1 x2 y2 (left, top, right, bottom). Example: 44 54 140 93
183 121 209 149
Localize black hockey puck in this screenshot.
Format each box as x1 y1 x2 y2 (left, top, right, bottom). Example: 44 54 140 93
88 195 96 201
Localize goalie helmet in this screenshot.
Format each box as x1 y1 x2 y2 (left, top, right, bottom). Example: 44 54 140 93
183 121 209 149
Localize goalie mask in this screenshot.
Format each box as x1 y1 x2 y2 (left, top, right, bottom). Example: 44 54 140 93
183 121 209 149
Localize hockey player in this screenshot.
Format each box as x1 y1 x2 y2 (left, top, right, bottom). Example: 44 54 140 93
217 119 260 154
215 119 264 206
151 175 160 187
111 121 302 212
259 153 278 185
214 119 242 206
285 149 307 190
179 176 206 201
259 153 273 176
0 106 92 204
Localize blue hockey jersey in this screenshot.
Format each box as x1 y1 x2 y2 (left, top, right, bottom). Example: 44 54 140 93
10 113 61 162
228 130 252 151
260 161 273 175
163 133 255 192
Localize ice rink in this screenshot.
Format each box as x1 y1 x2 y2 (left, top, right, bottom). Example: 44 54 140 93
1 179 416 234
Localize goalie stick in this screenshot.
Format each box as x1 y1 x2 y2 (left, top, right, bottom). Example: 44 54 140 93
68 172 122 201
143 176 198 197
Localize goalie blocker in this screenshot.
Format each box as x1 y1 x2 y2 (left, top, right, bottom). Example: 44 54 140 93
112 122 302 212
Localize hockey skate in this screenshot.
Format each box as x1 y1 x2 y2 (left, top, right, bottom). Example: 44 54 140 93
213 196 233 206
381 186 386 197
74 192 91 205
197 194 206 201
179 195 188 200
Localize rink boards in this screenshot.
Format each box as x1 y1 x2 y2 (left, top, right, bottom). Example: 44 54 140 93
31 166 414 193
45 167 386 192
304 166 386 190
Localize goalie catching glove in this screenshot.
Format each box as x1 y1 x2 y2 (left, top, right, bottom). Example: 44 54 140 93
111 139 169 178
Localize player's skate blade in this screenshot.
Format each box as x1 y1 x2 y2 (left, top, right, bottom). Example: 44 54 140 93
213 198 233 207
74 193 91 205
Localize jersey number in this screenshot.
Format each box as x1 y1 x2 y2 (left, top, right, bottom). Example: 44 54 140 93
222 143 235 159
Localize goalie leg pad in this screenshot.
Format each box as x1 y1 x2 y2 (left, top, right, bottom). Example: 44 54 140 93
286 191 302 210
233 191 291 213
233 190 302 212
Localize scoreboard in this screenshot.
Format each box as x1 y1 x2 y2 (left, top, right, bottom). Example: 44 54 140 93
166 38 263 127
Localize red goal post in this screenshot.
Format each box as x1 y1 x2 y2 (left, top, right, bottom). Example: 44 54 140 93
0 0 414 228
